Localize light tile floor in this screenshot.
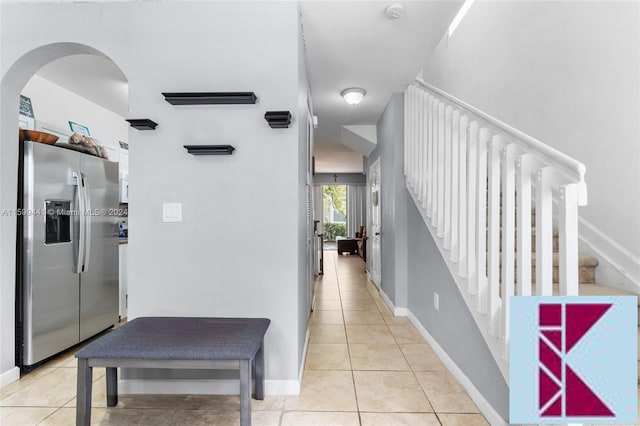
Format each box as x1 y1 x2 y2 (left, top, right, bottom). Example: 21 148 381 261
1 251 488 425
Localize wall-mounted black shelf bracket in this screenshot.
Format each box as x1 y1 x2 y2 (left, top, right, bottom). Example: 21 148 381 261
126 119 158 130
183 145 236 155
264 111 292 128
163 92 257 105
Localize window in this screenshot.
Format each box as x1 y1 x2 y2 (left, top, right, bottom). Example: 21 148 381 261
322 185 346 241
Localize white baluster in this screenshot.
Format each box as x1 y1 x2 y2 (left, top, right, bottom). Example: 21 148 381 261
413 87 420 192
476 127 490 313
451 110 460 263
431 98 441 225
516 155 533 296
416 89 424 201
444 105 452 248
407 86 413 185
487 135 503 336
501 143 518 358
535 167 554 295
466 121 478 294
431 98 440 226
408 86 414 188
426 95 434 215
409 86 417 191
436 101 445 236
458 115 469 277
404 87 409 177
421 93 429 209
559 183 579 296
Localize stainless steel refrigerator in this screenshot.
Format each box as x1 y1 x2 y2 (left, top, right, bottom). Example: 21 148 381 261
18 140 119 369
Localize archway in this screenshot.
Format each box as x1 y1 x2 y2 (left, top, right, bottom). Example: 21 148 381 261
0 42 128 384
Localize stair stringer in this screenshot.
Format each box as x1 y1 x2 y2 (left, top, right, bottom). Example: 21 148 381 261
407 185 510 383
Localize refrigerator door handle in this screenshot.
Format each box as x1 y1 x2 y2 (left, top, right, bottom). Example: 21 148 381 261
82 173 91 272
74 171 86 274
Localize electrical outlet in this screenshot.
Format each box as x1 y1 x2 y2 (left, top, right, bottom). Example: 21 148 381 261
162 202 182 222
434 292 440 311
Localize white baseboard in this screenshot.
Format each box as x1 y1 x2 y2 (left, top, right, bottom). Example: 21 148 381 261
365 270 375 287
379 289 407 316
406 310 508 426
119 378 300 395
0 367 20 388
118 330 309 397
266 379 300 395
297 328 310 392
579 217 640 293
394 306 408 316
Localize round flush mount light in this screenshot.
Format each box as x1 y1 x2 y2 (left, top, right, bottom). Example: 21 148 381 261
341 88 366 106
385 3 405 20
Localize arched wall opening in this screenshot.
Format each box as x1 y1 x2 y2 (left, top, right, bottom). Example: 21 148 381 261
1 42 128 383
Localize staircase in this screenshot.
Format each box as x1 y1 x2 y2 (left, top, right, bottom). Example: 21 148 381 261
499 209 598 286
403 79 639 382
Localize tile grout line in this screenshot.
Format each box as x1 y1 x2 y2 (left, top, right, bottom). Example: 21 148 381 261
335 253 364 426
363 266 441 422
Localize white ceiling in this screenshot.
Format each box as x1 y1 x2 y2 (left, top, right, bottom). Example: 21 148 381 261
300 0 463 173
30 1 463 174
36 54 128 117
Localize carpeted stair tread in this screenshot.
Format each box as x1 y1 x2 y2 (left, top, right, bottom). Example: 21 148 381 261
505 252 599 267
500 253 598 283
578 283 640 304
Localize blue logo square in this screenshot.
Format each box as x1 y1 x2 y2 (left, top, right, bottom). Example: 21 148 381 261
509 296 637 424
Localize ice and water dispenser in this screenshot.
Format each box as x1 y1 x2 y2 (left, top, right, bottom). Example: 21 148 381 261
44 200 71 244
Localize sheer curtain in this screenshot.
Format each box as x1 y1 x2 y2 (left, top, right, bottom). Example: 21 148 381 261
313 185 323 234
346 185 366 238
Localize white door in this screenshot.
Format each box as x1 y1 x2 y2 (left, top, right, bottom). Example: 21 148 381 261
369 158 382 288
306 111 315 311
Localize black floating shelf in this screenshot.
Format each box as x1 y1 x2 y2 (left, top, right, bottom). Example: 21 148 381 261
265 111 292 128
183 145 235 155
126 119 158 130
163 92 257 105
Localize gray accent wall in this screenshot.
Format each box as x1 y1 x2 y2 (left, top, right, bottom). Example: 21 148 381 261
406 198 509 419
368 93 508 420
313 173 365 186
367 93 407 307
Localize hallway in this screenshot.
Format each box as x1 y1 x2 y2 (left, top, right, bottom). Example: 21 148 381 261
290 250 488 425
0 251 487 426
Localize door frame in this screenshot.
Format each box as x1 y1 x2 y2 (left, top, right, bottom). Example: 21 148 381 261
367 158 382 288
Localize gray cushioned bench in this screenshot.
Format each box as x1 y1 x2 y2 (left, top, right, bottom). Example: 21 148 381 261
75 317 270 426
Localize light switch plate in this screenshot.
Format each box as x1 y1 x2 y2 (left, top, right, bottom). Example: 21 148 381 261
162 203 182 222
434 292 440 311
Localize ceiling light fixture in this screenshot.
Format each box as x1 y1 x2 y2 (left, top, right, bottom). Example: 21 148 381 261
341 88 366 106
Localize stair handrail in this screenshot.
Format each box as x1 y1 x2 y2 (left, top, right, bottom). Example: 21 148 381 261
415 77 587 204
404 79 589 381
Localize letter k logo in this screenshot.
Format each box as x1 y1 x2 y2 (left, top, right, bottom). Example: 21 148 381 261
538 303 614 418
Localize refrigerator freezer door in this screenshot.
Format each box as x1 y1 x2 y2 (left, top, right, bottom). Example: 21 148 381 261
79 155 119 340
23 141 81 366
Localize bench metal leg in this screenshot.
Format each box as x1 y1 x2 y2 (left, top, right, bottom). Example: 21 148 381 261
239 359 251 426
76 358 93 426
253 340 265 400
106 367 118 407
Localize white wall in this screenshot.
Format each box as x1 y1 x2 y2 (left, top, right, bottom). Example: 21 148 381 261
22 74 127 159
1 1 305 389
422 1 640 270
